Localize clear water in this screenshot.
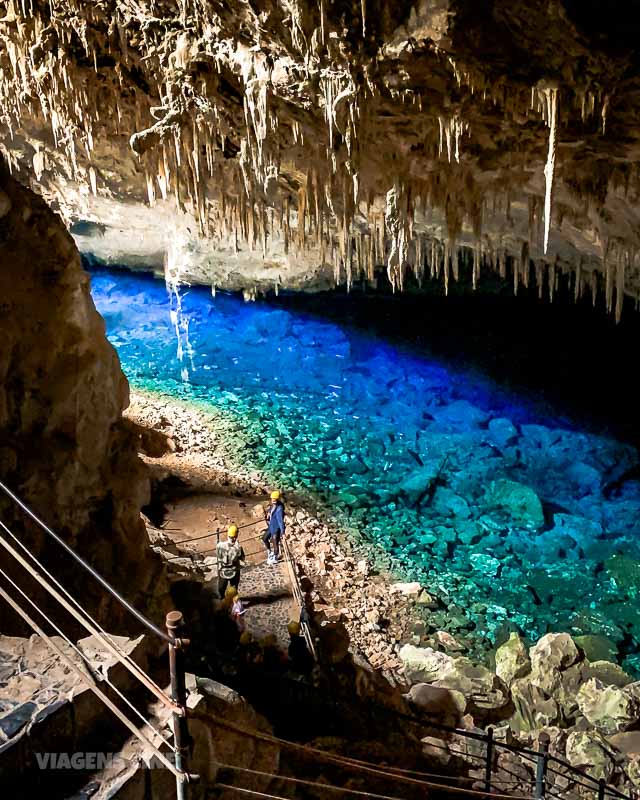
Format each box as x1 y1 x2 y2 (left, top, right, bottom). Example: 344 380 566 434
90 266 640 669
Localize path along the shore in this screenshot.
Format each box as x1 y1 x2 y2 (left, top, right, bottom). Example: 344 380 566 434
161 493 296 647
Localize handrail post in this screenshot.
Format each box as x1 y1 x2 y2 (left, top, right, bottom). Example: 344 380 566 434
598 779 606 800
484 726 494 796
167 610 189 800
535 732 551 800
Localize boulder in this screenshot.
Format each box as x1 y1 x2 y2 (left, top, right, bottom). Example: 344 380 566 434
435 658 510 716
554 662 590 718
529 633 580 694
605 554 640 595
469 553 502 578
484 479 544 528
406 683 466 724
390 582 423 597
495 633 531 686
399 645 455 683
487 418 519 448
432 400 488 430
628 756 640 789
416 591 439 609
574 635 618 663
609 731 640 756
576 678 640 734
432 487 471 519
435 630 465 652
565 730 615 781
421 735 452 765
510 679 560 733
398 462 442 503
587 661 633 688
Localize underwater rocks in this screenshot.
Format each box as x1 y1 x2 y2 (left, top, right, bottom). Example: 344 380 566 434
484 479 545 529
94 268 640 661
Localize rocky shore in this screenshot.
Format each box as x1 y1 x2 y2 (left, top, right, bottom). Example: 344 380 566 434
127 388 640 794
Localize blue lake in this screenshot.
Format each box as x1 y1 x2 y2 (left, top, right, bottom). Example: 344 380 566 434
90 265 640 669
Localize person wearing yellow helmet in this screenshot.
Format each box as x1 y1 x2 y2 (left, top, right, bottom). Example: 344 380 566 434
216 523 246 599
263 490 285 565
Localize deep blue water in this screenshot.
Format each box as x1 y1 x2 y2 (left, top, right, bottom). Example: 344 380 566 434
90 266 640 669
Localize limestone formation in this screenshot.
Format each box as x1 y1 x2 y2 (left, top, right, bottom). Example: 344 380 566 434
529 633 581 694
565 730 615 781
2 2 640 313
495 632 531 686
577 678 640 735
0 163 166 633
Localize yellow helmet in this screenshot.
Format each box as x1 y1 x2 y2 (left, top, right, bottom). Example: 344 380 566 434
225 586 238 599
228 524 238 538
287 620 301 636
270 490 281 501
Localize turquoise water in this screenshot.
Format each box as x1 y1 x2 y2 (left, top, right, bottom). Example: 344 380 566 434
91 266 640 668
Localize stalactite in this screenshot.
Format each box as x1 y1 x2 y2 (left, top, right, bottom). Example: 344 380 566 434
615 251 626 323
538 85 559 255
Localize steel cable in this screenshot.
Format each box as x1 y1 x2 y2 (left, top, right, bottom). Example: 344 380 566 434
0 580 183 779
0 564 177 754
0 522 180 714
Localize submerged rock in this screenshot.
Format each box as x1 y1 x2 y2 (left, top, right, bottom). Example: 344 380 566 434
574 635 618 663
587 661 634 688
398 461 442 504
605 555 640 594
469 553 502 578
487 418 519 448
484 480 545 529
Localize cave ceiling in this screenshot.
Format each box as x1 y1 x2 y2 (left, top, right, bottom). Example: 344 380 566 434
2 0 640 314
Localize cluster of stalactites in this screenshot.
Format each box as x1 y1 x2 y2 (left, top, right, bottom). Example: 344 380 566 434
0 1 630 316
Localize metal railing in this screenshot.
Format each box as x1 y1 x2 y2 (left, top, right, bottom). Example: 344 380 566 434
281 533 318 661
0 480 194 799
1 479 634 800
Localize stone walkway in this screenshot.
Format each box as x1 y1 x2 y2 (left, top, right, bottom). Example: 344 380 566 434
160 488 296 648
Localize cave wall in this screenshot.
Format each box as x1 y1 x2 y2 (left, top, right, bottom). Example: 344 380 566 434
0 159 167 634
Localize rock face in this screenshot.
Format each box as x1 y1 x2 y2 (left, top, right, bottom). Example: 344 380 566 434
577 679 640 735
0 164 165 633
495 632 530 686
2 2 640 310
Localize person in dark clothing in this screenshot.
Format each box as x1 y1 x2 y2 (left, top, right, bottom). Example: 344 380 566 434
287 620 314 674
263 490 285 564
216 524 246 598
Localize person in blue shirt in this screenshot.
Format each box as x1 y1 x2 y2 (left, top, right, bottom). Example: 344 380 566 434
263 490 285 564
